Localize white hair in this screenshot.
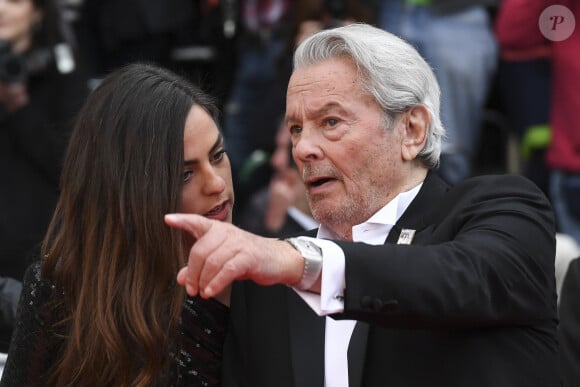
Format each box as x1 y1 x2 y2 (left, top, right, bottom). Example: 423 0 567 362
293 23 445 169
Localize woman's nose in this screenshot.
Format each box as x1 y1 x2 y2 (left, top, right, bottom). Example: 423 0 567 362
202 167 226 195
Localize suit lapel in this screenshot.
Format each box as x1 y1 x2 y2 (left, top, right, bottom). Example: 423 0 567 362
346 172 449 386
287 288 326 387
395 171 449 232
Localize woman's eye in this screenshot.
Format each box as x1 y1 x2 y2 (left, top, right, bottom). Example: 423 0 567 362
213 149 227 163
183 170 193 182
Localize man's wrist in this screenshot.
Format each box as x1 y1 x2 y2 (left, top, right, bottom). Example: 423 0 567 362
285 237 323 290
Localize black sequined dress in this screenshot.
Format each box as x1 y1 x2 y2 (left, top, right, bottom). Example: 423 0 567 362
0 262 228 386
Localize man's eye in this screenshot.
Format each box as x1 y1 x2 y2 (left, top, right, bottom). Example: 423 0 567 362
326 118 339 126
289 125 302 135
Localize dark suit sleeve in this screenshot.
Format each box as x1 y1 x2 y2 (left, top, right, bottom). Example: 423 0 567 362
336 174 557 328
559 257 580 387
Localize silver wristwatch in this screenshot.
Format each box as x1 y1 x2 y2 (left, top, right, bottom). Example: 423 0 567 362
285 237 323 290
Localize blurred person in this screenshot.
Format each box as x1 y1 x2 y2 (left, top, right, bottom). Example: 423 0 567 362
0 63 233 386
221 0 296 208
167 24 559 387
0 0 88 351
378 0 498 185
558 256 580 387
238 122 317 237
493 0 552 199
494 0 553 199
495 0 580 247
75 0 237 109
75 0 194 79
496 3 580 386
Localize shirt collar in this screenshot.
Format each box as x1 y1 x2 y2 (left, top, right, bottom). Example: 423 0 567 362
317 182 423 244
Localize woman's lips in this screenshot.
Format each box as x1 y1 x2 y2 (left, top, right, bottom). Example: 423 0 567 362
204 201 230 221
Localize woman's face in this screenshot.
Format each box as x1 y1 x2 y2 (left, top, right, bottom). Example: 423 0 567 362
179 105 235 224
0 0 40 53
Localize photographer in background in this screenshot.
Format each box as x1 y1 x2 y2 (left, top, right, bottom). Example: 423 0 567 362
0 0 88 352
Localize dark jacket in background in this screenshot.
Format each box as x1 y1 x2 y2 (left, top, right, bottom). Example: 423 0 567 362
0 58 88 352
76 0 196 76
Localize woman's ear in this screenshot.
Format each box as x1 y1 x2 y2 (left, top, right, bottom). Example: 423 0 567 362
401 105 430 161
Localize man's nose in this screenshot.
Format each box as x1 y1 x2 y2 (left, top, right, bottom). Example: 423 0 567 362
292 128 323 163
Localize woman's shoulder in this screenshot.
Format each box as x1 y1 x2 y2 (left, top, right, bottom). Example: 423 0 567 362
21 261 52 294
0 261 61 386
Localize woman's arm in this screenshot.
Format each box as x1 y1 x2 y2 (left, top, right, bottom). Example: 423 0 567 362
0 262 56 386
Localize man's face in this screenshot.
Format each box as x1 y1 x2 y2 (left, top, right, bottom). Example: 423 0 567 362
285 57 410 239
0 0 40 53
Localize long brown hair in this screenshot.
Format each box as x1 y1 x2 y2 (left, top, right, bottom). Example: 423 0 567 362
41 63 219 386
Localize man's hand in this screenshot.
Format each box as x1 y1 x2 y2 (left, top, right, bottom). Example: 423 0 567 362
165 213 304 298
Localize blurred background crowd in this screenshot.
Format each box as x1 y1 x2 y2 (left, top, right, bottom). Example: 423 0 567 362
1 0 579 375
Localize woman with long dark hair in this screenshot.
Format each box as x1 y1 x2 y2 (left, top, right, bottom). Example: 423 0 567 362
1 62 233 386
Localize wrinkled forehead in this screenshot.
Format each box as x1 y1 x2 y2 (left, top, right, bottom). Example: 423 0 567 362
286 58 361 110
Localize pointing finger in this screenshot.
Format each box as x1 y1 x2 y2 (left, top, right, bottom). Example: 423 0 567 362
166 213 216 296
164 213 214 240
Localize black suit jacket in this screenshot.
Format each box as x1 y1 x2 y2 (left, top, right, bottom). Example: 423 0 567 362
222 172 560 387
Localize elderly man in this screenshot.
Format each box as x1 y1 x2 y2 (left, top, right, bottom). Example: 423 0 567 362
166 23 559 387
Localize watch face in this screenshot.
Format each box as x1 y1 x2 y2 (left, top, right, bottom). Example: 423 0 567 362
287 237 323 257
304 240 320 253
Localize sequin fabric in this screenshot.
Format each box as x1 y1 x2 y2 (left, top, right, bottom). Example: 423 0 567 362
0 262 228 386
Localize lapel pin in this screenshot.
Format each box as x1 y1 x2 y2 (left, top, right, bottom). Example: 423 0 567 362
397 229 416 245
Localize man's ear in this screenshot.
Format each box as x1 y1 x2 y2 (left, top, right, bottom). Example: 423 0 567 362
401 105 430 161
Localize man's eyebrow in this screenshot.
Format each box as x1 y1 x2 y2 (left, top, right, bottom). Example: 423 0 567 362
285 102 345 123
317 102 345 115
183 134 223 166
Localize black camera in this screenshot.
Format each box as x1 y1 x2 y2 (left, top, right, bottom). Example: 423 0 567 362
0 40 27 84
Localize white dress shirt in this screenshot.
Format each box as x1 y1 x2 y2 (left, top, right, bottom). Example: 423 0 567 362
294 183 422 387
